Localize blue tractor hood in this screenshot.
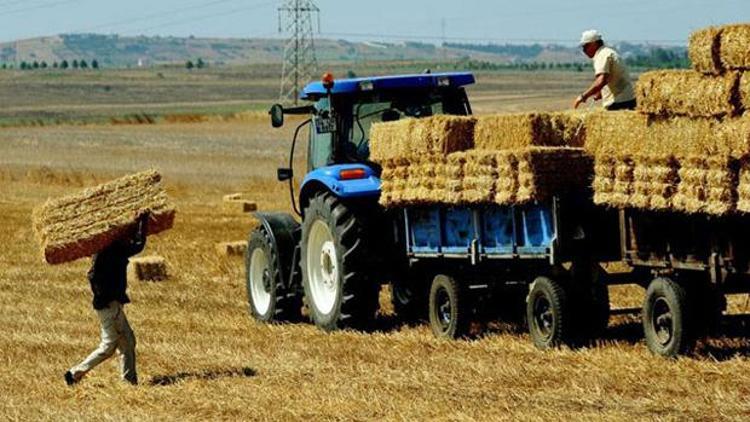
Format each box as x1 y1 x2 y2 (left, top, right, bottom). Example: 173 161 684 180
301 72 475 100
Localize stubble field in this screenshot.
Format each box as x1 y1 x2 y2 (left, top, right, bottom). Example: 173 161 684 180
2 68 750 421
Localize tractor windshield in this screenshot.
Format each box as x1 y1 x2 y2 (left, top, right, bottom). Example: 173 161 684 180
341 87 471 164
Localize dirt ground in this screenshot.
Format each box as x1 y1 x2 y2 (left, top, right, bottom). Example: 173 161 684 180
1 78 750 420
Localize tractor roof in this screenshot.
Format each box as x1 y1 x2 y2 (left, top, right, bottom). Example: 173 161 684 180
301 72 475 100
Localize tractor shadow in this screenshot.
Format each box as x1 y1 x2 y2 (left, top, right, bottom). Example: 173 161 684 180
149 366 257 386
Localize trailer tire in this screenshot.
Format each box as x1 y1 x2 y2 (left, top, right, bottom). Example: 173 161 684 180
642 277 696 357
245 226 302 323
301 192 379 331
526 276 570 349
428 274 471 339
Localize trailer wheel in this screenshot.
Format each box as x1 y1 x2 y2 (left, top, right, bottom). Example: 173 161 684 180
245 226 302 322
301 192 379 331
428 274 470 339
526 276 570 349
643 277 695 357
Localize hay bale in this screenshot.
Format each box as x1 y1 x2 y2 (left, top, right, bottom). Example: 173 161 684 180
737 159 750 212
673 156 737 215
514 147 592 203
462 151 497 204
370 116 475 162
585 112 750 160
128 256 168 282
216 241 248 257
32 170 176 265
630 155 679 210
474 111 587 150
741 72 750 111
635 70 740 117
223 193 242 202
593 156 635 208
689 26 723 74
719 24 750 70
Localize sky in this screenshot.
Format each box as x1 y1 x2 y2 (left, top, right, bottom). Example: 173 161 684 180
0 0 747 45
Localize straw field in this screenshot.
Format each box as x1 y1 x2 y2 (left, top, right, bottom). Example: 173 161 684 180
3 71 750 420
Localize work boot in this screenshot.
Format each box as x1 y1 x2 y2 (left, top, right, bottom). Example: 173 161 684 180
64 371 77 386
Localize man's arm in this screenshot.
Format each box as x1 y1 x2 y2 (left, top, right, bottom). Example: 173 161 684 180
126 212 149 257
573 73 609 109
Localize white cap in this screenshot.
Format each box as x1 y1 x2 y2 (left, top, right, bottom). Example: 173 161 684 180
579 29 603 46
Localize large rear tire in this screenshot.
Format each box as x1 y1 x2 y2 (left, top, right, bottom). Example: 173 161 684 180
301 192 379 331
642 277 695 357
526 276 571 349
245 226 302 322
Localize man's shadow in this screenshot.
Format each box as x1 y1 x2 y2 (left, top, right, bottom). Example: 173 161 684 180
150 367 256 386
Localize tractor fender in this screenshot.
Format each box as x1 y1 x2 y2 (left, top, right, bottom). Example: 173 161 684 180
299 163 381 211
252 212 301 290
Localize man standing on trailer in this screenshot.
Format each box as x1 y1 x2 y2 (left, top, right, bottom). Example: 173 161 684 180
64 211 149 386
573 29 636 111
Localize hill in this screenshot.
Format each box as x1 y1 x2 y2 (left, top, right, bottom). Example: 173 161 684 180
0 33 686 68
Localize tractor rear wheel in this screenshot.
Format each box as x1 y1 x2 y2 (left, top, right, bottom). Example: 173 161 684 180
245 226 302 322
301 192 379 331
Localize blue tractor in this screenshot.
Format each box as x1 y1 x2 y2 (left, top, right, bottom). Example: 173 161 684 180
247 72 613 348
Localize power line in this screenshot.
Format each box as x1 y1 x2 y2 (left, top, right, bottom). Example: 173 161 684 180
278 0 319 105
319 31 685 45
0 0 82 16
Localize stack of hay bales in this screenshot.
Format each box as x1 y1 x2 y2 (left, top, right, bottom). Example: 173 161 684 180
587 23 750 216
32 170 176 265
372 111 591 208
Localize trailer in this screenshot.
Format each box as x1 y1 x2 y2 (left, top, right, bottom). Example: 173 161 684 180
245 71 749 358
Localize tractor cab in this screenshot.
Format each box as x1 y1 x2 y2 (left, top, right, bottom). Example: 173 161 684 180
270 71 476 213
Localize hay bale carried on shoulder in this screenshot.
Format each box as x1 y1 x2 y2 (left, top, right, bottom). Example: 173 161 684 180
32 170 176 265
636 70 740 118
128 256 168 282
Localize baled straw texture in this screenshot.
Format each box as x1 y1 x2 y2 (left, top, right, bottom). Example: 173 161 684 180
593 155 635 208
720 24 750 70
585 112 750 160
689 26 723 75
513 147 592 204
369 116 475 162
673 155 737 215
127 256 168 282
32 170 176 265
741 72 750 112
734 159 750 213
635 70 740 118
629 155 679 210
474 111 587 150
462 151 497 204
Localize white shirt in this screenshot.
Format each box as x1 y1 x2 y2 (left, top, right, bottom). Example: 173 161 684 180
593 46 636 107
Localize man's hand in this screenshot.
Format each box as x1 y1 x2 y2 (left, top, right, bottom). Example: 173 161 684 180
573 95 585 109
593 91 602 101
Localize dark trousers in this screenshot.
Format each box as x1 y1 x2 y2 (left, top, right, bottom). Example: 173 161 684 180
605 99 637 111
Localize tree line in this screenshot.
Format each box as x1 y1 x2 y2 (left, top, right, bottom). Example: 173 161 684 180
3 59 100 70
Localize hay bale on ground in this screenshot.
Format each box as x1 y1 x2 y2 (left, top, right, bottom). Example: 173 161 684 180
224 200 257 213
720 24 750 70
585 112 750 159
216 241 248 257
32 170 176 265
223 193 242 202
474 111 586 150
673 156 737 215
689 26 723 75
128 256 168 282
635 70 740 118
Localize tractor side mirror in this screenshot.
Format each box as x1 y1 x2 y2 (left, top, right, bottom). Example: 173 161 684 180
270 104 284 128
277 168 293 181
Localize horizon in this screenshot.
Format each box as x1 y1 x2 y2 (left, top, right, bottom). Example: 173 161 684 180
0 0 746 46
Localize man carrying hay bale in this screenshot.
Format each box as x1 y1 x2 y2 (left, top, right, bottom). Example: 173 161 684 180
64 211 149 386
573 30 636 111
